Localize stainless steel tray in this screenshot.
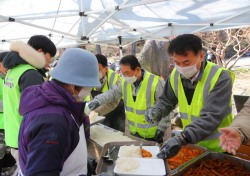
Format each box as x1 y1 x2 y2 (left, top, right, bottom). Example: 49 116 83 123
90 124 135 147
169 144 209 175
90 116 105 126
96 141 171 175
171 152 250 176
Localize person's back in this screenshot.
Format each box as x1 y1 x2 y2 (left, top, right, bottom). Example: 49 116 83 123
0 52 7 132
2 35 56 175
3 35 56 148
0 52 16 175
18 48 100 175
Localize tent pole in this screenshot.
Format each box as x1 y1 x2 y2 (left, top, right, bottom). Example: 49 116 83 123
96 45 102 54
192 9 250 33
0 15 79 39
118 36 123 59
87 0 130 38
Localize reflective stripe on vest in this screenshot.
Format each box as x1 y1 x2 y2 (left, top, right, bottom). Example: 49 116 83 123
180 106 232 120
170 61 234 152
97 69 118 93
108 71 116 88
101 69 118 92
173 64 221 101
122 70 159 138
125 106 147 115
3 64 36 148
127 119 157 128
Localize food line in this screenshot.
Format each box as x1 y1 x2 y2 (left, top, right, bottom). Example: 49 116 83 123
87 124 250 176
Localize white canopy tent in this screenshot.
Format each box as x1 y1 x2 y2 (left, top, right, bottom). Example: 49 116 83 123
0 0 250 51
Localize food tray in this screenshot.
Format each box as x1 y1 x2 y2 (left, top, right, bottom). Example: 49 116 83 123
168 144 208 175
171 152 250 176
114 157 166 176
96 141 171 175
90 124 135 147
118 146 160 158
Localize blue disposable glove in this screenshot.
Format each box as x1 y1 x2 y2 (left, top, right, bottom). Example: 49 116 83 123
88 100 100 111
157 134 187 159
145 108 162 124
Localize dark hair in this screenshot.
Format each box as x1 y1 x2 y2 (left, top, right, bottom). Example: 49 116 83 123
168 34 202 56
96 54 108 67
28 35 57 57
0 52 9 62
119 55 141 70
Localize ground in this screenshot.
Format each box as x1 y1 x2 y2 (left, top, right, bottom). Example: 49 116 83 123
232 67 250 96
231 57 250 114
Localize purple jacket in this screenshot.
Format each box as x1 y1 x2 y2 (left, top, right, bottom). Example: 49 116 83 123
18 80 86 176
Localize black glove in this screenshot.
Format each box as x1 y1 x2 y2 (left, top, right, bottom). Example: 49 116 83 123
145 108 161 124
157 133 187 159
154 130 164 144
88 100 100 111
87 156 97 176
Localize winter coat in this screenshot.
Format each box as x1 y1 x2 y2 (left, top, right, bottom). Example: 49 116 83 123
3 41 46 92
3 42 47 148
18 80 87 176
230 97 250 143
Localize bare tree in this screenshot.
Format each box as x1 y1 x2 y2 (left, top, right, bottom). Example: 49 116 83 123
196 27 250 69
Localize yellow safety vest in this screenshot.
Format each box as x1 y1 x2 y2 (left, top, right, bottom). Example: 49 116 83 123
0 78 4 129
122 70 159 138
85 69 119 101
170 62 234 152
3 64 36 148
98 69 119 92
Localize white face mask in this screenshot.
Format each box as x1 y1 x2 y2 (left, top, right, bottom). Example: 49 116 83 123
77 87 92 101
175 60 199 79
98 71 103 80
122 75 137 84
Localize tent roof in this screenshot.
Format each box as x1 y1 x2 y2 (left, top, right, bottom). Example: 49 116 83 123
0 0 250 51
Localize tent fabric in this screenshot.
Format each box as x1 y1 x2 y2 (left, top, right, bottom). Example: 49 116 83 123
0 0 250 51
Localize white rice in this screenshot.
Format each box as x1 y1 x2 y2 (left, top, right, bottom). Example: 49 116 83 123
119 145 142 157
90 125 134 146
116 157 140 173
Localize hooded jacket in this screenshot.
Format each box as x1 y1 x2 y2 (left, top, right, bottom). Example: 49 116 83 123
3 42 48 148
3 41 46 92
18 80 86 176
